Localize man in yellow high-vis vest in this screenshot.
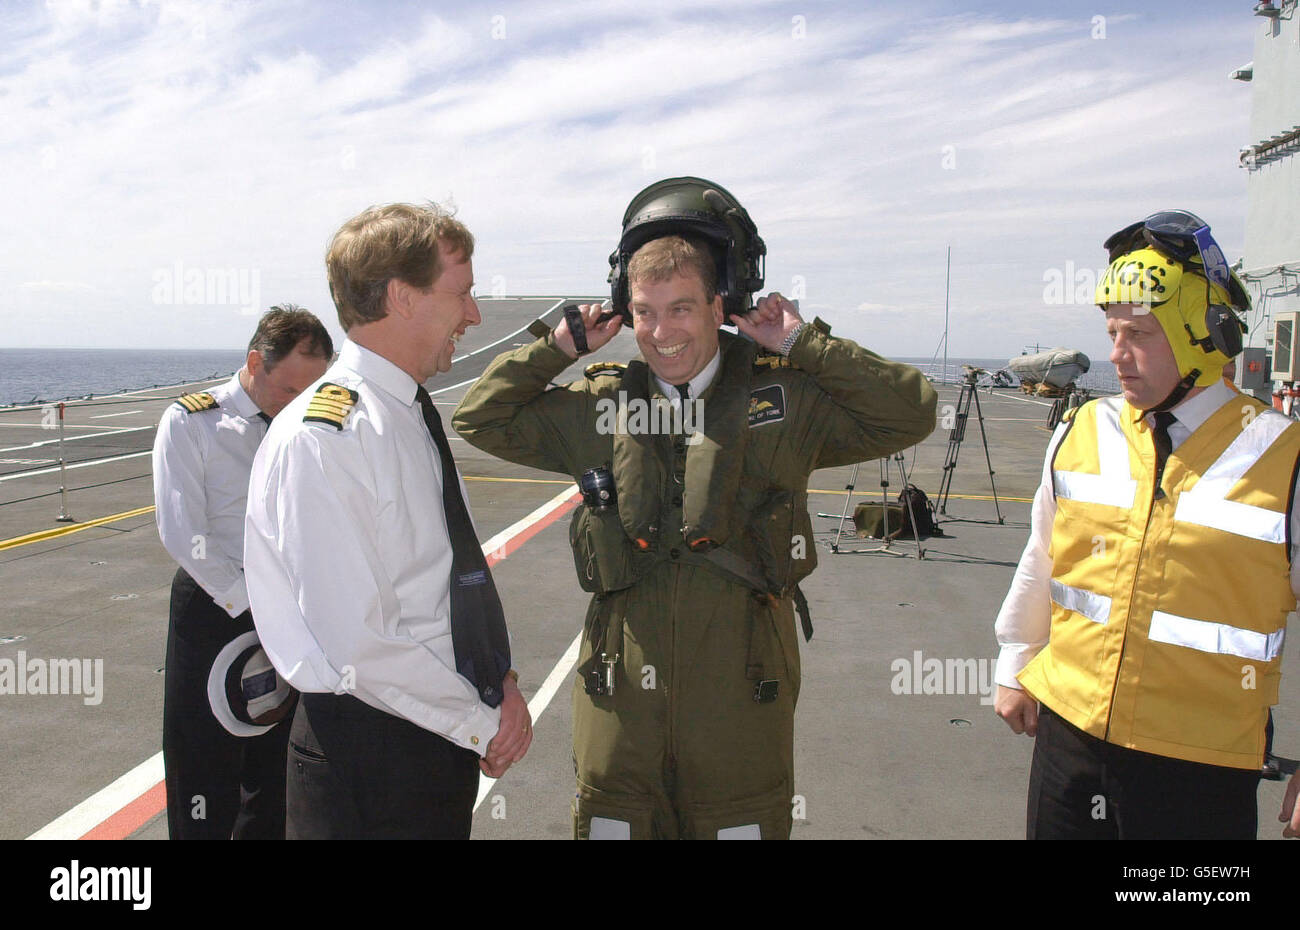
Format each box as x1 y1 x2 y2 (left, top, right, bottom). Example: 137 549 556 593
994 211 1300 839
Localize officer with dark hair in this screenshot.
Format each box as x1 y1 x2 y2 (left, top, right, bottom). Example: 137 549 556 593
455 177 937 839
153 305 333 839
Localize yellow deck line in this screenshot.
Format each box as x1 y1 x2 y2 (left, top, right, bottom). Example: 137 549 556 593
0 505 156 551
0 481 1032 553
465 474 1031 502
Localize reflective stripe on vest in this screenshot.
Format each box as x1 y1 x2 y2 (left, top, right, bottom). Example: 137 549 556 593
1025 394 1298 768
1049 578 1111 625
1173 409 1292 544
1053 397 1137 508
1149 610 1287 662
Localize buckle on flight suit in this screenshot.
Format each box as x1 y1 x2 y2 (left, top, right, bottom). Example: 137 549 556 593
584 652 619 696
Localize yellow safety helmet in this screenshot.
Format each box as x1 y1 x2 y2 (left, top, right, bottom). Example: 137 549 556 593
1095 246 1245 388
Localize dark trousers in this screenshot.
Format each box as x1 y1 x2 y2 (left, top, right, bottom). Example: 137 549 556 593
163 568 290 840
286 692 480 840
1027 705 1262 840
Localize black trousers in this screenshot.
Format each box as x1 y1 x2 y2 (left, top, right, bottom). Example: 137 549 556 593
162 568 290 840
286 692 480 840
1027 704 1263 840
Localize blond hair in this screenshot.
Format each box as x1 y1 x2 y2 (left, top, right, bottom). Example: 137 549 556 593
627 235 717 300
326 202 474 331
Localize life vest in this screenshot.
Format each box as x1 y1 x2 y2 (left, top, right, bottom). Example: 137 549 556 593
1018 393 1299 769
569 331 815 608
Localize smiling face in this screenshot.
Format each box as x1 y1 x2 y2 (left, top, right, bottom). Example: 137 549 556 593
1105 303 1183 410
630 271 724 384
412 242 479 380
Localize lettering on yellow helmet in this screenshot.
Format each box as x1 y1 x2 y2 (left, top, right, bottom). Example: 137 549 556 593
1098 260 1171 304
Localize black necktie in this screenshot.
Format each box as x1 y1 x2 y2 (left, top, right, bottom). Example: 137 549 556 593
257 412 272 426
1151 410 1177 496
1152 411 1176 469
673 384 691 436
415 386 511 707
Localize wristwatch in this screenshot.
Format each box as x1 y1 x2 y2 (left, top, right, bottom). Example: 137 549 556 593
779 322 806 357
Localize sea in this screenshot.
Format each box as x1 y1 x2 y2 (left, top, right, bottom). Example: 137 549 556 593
0 348 1120 408
0 348 248 407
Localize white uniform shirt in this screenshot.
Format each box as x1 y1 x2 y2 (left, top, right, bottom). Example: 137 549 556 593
243 339 499 755
152 373 267 617
994 380 1300 688
652 349 720 405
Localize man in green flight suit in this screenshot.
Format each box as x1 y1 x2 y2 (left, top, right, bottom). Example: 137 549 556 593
454 177 936 839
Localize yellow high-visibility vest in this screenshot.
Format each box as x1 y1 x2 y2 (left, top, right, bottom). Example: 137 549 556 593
1018 392 1299 769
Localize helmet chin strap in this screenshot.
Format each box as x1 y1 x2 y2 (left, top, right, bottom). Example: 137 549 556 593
1145 369 1200 414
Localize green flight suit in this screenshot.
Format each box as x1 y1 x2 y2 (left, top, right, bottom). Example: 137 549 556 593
453 319 937 839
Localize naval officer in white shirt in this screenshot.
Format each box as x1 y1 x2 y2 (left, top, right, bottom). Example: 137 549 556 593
153 305 332 840
244 202 532 840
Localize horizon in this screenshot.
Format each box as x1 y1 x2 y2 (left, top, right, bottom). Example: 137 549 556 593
2 0 1259 366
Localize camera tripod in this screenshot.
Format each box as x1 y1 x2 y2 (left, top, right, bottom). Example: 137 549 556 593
817 451 925 559
935 373 1003 523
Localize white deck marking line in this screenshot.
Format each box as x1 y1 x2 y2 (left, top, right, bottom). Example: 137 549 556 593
89 409 143 419
28 484 583 840
0 379 227 413
0 422 142 430
0 425 151 453
27 753 164 839
0 450 151 482
986 390 1058 408
449 298 568 362
474 631 582 812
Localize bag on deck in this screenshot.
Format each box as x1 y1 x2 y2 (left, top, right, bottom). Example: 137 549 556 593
852 485 941 540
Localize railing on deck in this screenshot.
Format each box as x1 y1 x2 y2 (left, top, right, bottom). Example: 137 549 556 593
0 374 235 525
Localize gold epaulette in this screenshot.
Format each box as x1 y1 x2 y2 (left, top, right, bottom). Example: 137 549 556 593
584 361 626 380
303 383 359 430
754 354 798 370
174 392 219 413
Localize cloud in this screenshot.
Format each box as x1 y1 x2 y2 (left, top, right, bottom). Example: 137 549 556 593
17 281 98 292
0 1 1260 361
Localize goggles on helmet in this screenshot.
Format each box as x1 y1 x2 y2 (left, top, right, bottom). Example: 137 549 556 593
1103 210 1247 311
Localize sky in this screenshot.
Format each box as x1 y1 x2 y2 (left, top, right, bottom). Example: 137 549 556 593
0 0 1269 367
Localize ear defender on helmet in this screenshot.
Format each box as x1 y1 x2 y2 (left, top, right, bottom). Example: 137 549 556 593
607 176 767 324
1095 246 1248 390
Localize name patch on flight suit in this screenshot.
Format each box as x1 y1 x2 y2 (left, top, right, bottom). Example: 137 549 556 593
748 384 786 427
175 392 219 414
303 383 359 430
